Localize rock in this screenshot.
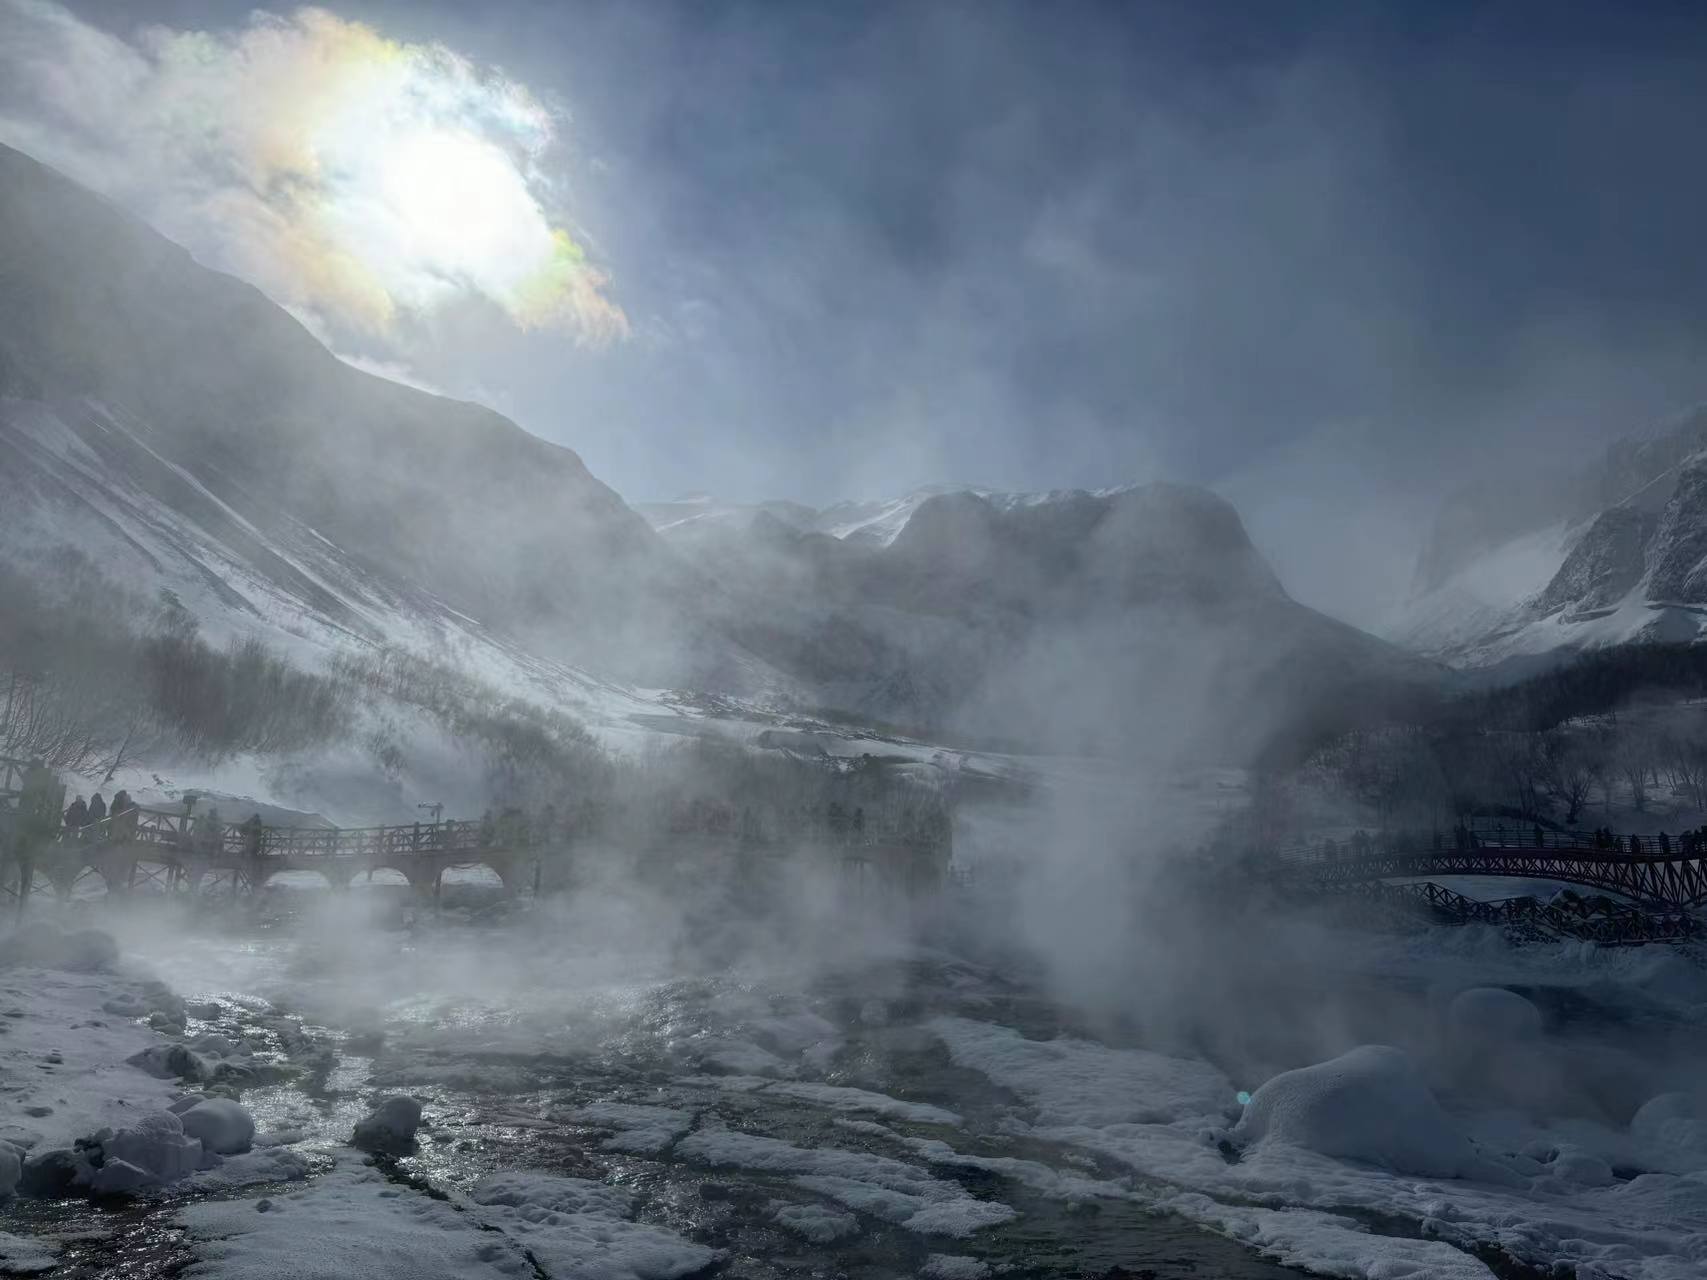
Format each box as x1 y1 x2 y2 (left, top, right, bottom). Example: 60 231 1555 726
179 1099 255 1155
1232 1045 1475 1179
18 1148 82 1198
90 1158 153 1196
351 1096 422 1153
0 1145 18 1197
168 1094 208 1115
1447 987 1543 1047
126 1044 207 1082
101 1112 203 1183
21 1106 50 1119
186 1001 223 1021
190 1034 238 1059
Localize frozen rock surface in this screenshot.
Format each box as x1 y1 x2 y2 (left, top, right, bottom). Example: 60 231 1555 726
0 1145 18 1198
179 1098 256 1155
1232 1045 1475 1178
351 1095 423 1151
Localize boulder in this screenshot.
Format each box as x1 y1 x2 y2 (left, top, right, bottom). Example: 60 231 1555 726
0 1145 17 1198
90 1158 153 1196
101 1112 203 1182
351 1096 422 1153
126 1044 207 1082
18 1148 82 1198
178 1099 255 1155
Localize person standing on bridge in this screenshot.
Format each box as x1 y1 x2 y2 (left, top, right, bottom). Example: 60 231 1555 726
64 795 88 836
110 791 136 840
87 792 106 833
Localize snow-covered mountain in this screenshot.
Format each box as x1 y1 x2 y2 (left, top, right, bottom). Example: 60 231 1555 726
636 484 1140 550
646 483 1441 760
0 142 787 706
1388 406 1707 670
0 141 1438 772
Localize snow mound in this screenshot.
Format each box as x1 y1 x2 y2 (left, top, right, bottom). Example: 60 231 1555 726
0 923 118 973
1446 987 1543 1047
351 1095 422 1152
772 1201 859 1242
179 1098 256 1155
469 1170 717 1280
562 1103 694 1154
1630 1093 1707 1170
1232 1045 1475 1178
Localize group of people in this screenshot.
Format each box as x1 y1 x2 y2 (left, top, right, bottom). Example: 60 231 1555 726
61 790 139 838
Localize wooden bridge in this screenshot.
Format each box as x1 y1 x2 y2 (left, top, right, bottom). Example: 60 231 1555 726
1273 822 1706 944
0 759 950 909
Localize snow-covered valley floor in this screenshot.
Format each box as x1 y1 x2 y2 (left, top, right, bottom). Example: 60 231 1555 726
2 893 1706 1280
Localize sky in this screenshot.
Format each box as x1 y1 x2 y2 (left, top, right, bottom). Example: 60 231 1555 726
4 0 1707 626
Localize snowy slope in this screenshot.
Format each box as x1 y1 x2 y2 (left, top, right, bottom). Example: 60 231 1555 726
1391 407 1707 669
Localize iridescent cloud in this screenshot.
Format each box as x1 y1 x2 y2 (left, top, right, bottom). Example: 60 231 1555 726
0 2 627 343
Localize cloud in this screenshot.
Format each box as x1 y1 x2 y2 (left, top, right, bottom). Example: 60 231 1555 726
0 1 627 344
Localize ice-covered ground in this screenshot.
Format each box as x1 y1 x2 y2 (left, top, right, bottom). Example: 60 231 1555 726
3 901 1706 1280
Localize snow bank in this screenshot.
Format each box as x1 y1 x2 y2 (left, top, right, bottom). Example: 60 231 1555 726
180 1156 532 1279
469 1170 716 1280
0 923 118 973
1232 1045 1475 1178
350 1095 422 1152
0 965 181 1155
928 1016 1231 1127
693 1076 960 1125
676 1128 1013 1236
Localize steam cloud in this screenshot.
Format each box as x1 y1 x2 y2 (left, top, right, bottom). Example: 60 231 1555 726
0 1 627 345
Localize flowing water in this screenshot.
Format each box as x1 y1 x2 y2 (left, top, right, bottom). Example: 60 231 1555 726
4 887 1306 1279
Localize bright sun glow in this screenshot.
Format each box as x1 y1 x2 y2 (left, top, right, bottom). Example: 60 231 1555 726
0 4 626 341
